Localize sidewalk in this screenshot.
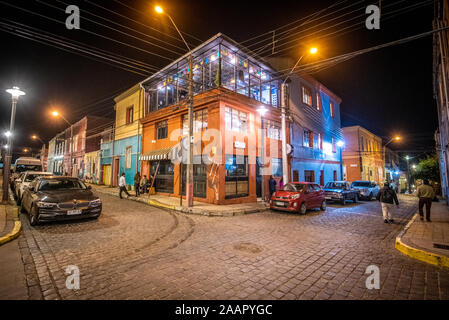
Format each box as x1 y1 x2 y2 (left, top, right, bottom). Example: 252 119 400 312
89 184 269 217
396 198 449 268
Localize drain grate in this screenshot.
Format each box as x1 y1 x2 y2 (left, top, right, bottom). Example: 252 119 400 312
433 243 449 250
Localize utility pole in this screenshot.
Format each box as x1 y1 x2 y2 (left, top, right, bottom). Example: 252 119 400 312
406 155 411 194
280 84 289 185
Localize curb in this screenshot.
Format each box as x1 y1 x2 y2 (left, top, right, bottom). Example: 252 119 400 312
91 186 268 217
395 213 449 268
0 207 22 246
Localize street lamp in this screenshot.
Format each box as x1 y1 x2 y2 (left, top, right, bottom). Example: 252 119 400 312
279 47 318 185
31 134 45 144
2 86 25 203
4 131 12 138
383 135 401 183
405 155 411 193
52 111 74 176
257 106 268 202
156 5 194 207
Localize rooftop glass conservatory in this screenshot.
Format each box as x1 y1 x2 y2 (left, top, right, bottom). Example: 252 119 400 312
141 34 280 113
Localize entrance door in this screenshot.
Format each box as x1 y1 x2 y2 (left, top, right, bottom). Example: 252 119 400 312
102 165 111 186
113 157 120 186
256 158 262 197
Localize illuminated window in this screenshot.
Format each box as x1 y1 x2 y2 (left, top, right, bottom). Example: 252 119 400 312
303 130 313 148
125 146 132 169
330 101 335 118
317 133 323 150
225 106 248 133
263 119 281 140
182 109 208 135
316 93 322 111
332 138 336 153
302 86 312 106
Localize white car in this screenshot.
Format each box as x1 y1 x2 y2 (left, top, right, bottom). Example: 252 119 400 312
351 180 380 200
15 171 53 204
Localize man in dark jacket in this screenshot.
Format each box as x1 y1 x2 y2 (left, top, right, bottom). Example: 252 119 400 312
268 176 277 201
134 172 141 197
376 182 399 223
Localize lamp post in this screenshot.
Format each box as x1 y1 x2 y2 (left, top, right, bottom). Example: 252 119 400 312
2 86 25 203
280 47 317 185
337 140 345 180
156 5 194 207
31 134 45 144
405 155 411 194
257 106 268 202
383 136 400 183
52 111 73 176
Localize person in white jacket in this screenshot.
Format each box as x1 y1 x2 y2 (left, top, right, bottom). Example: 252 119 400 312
119 173 131 199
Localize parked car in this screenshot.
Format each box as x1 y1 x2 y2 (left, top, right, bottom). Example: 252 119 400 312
10 157 43 192
323 181 359 205
20 176 102 226
14 171 53 204
351 180 380 200
270 182 326 214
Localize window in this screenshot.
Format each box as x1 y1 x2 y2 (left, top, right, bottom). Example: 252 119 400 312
303 130 313 148
317 133 323 150
225 155 249 199
264 119 281 140
125 146 132 169
330 101 335 118
225 106 248 133
316 93 322 111
271 158 282 177
73 135 78 152
333 170 338 181
156 120 168 139
182 109 208 135
304 170 315 183
302 86 312 106
126 106 134 124
293 170 299 182
332 138 337 153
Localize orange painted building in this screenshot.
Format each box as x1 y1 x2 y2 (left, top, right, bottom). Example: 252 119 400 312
342 126 384 185
138 34 287 204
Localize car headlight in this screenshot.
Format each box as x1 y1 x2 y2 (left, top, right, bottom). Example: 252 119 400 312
291 194 300 200
37 202 57 208
90 199 102 206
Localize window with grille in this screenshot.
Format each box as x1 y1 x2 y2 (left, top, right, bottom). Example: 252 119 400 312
302 86 312 106
156 120 168 140
225 106 248 133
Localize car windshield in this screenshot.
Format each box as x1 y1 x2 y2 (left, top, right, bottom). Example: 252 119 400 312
325 182 346 189
352 181 370 187
16 164 41 173
38 179 87 191
24 174 42 182
282 183 305 192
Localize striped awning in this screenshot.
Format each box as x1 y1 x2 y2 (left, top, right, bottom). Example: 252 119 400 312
139 148 172 161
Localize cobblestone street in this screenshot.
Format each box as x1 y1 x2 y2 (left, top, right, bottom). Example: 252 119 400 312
4 192 449 300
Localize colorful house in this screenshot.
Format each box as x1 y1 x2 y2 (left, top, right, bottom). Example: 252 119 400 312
107 84 145 187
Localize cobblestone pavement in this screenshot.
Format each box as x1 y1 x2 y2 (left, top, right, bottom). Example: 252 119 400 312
9 193 449 300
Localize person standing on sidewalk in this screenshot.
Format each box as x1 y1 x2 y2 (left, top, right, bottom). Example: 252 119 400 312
134 171 141 197
415 179 435 222
376 182 399 223
119 173 130 199
268 176 277 201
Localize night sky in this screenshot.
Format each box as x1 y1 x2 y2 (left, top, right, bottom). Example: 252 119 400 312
0 0 438 164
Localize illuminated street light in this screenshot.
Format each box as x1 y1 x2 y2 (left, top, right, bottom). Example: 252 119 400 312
31 134 44 144
3 86 26 203
336 140 345 148
4 131 12 137
155 5 163 14
310 47 318 55
412 164 417 169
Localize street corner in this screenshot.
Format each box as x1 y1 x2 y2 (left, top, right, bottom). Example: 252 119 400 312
0 205 21 246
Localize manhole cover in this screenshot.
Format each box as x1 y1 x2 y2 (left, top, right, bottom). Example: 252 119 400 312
234 242 263 254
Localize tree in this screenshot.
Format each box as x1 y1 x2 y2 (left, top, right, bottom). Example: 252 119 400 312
412 154 440 182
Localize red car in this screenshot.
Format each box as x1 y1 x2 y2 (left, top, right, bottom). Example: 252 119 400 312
269 182 327 214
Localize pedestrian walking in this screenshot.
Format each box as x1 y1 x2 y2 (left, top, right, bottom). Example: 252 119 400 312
140 175 148 194
134 171 141 197
268 175 277 201
415 179 435 222
119 173 130 199
376 182 399 223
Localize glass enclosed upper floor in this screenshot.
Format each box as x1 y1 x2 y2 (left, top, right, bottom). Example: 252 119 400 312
141 34 280 114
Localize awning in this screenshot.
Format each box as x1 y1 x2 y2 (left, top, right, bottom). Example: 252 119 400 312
139 148 172 161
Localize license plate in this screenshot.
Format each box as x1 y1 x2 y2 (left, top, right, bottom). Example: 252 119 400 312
67 210 82 215
325 197 331 200
275 201 286 207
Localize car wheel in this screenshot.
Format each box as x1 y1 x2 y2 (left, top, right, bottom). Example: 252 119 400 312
369 192 373 201
320 200 327 211
299 203 307 215
29 205 39 226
